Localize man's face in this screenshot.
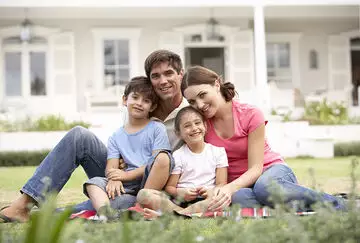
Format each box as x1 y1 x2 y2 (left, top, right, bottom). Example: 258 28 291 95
149 62 183 102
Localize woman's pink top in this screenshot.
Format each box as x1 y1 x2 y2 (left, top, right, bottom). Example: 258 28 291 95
205 100 285 183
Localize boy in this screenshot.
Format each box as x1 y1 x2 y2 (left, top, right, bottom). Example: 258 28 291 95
84 76 173 218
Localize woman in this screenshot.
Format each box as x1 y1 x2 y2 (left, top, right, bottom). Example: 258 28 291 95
181 65 346 212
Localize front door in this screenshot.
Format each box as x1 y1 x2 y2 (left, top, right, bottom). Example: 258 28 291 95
185 47 225 79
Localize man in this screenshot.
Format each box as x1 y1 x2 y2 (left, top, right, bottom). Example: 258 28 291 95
0 50 188 223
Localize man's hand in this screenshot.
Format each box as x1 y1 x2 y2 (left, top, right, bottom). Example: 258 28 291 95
105 180 125 200
119 158 127 170
177 188 198 202
106 168 128 181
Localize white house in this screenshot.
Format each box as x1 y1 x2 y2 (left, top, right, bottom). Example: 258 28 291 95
0 0 359 121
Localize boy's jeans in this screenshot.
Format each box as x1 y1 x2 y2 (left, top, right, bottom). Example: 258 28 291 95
231 163 346 210
21 126 136 212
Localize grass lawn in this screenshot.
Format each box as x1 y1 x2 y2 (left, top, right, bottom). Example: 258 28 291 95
0 157 359 208
0 157 359 243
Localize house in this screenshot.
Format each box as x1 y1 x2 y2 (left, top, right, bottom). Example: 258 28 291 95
0 0 359 123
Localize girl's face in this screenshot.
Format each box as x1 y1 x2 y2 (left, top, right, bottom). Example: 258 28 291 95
178 111 206 146
183 82 221 119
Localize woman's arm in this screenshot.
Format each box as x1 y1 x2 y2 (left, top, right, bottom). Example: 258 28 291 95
208 124 265 211
227 124 265 192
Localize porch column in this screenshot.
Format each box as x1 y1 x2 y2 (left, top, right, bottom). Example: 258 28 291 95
253 4 270 114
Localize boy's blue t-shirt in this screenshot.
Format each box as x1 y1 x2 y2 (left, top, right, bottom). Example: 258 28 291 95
107 120 171 171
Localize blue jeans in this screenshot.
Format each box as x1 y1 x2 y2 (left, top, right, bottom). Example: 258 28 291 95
21 126 136 212
231 164 346 210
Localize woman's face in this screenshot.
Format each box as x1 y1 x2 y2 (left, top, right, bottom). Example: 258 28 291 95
183 83 221 119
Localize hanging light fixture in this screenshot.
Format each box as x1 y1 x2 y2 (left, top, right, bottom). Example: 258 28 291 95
205 8 220 41
20 8 32 43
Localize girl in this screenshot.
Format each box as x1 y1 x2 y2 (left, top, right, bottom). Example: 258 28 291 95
180 65 346 212
137 106 228 218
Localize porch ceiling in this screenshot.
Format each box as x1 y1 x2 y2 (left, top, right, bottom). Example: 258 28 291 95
0 0 360 7
0 6 358 19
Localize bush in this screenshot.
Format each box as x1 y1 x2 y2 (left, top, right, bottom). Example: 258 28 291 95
302 99 348 125
334 142 360 156
0 150 50 166
0 115 91 132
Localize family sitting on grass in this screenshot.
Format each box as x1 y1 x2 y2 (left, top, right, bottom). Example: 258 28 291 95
0 50 346 223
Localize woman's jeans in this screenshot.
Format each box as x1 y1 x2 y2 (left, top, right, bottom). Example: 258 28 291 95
21 126 136 212
231 164 346 210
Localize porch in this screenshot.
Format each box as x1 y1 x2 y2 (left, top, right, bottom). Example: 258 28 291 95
0 3 358 121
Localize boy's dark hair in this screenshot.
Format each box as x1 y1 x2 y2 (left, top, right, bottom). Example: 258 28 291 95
124 76 159 105
174 106 205 132
144 50 183 79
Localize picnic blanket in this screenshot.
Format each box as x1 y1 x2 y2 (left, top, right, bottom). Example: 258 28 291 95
69 203 316 221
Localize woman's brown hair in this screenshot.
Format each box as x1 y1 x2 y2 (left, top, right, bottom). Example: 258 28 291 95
181 66 236 102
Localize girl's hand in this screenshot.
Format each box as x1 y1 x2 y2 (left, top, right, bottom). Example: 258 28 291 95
207 185 233 211
177 188 198 202
197 187 212 199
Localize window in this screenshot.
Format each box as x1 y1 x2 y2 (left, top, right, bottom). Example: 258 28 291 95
92 28 141 92
309 50 318 69
103 40 130 87
266 42 292 88
3 37 48 97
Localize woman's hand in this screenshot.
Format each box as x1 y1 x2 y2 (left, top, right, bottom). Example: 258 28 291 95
106 179 125 199
177 188 198 202
207 185 233 211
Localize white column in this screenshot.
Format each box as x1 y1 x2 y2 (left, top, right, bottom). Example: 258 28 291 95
253 5 270 114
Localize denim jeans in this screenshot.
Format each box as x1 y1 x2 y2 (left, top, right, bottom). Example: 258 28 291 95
21 126 136 212
231 164 346 210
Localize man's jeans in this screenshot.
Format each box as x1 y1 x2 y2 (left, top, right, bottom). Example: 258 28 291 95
21 126 136 212
231 164 346 210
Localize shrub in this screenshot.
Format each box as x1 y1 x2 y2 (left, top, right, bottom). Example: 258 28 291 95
0 150 50 167
302 99 348 125
334 142 360 157
0 115 90 132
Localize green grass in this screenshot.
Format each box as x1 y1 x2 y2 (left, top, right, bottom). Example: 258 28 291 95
1 157 359 243
0 157 359 208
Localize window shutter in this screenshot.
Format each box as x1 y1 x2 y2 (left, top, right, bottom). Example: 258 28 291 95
228 30 255 104
159 31 184 63
328 35 351 90
49 32 76 96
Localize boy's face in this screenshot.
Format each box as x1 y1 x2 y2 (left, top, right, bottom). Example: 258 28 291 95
177 112 206 146
149 62 183 102
123 91 157 119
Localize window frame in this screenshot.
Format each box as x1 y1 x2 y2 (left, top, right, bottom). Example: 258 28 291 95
91 28 141 92
3 41 48 98
266 33 301 89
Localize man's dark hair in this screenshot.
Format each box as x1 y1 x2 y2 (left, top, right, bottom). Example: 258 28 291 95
144 49 183 78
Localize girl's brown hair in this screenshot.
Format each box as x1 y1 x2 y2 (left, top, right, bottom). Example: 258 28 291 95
174 106 205 133
181 66 236 102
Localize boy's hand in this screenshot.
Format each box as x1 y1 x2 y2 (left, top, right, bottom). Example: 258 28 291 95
177 188 198 202
106 179 125 200
107 168 128 181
